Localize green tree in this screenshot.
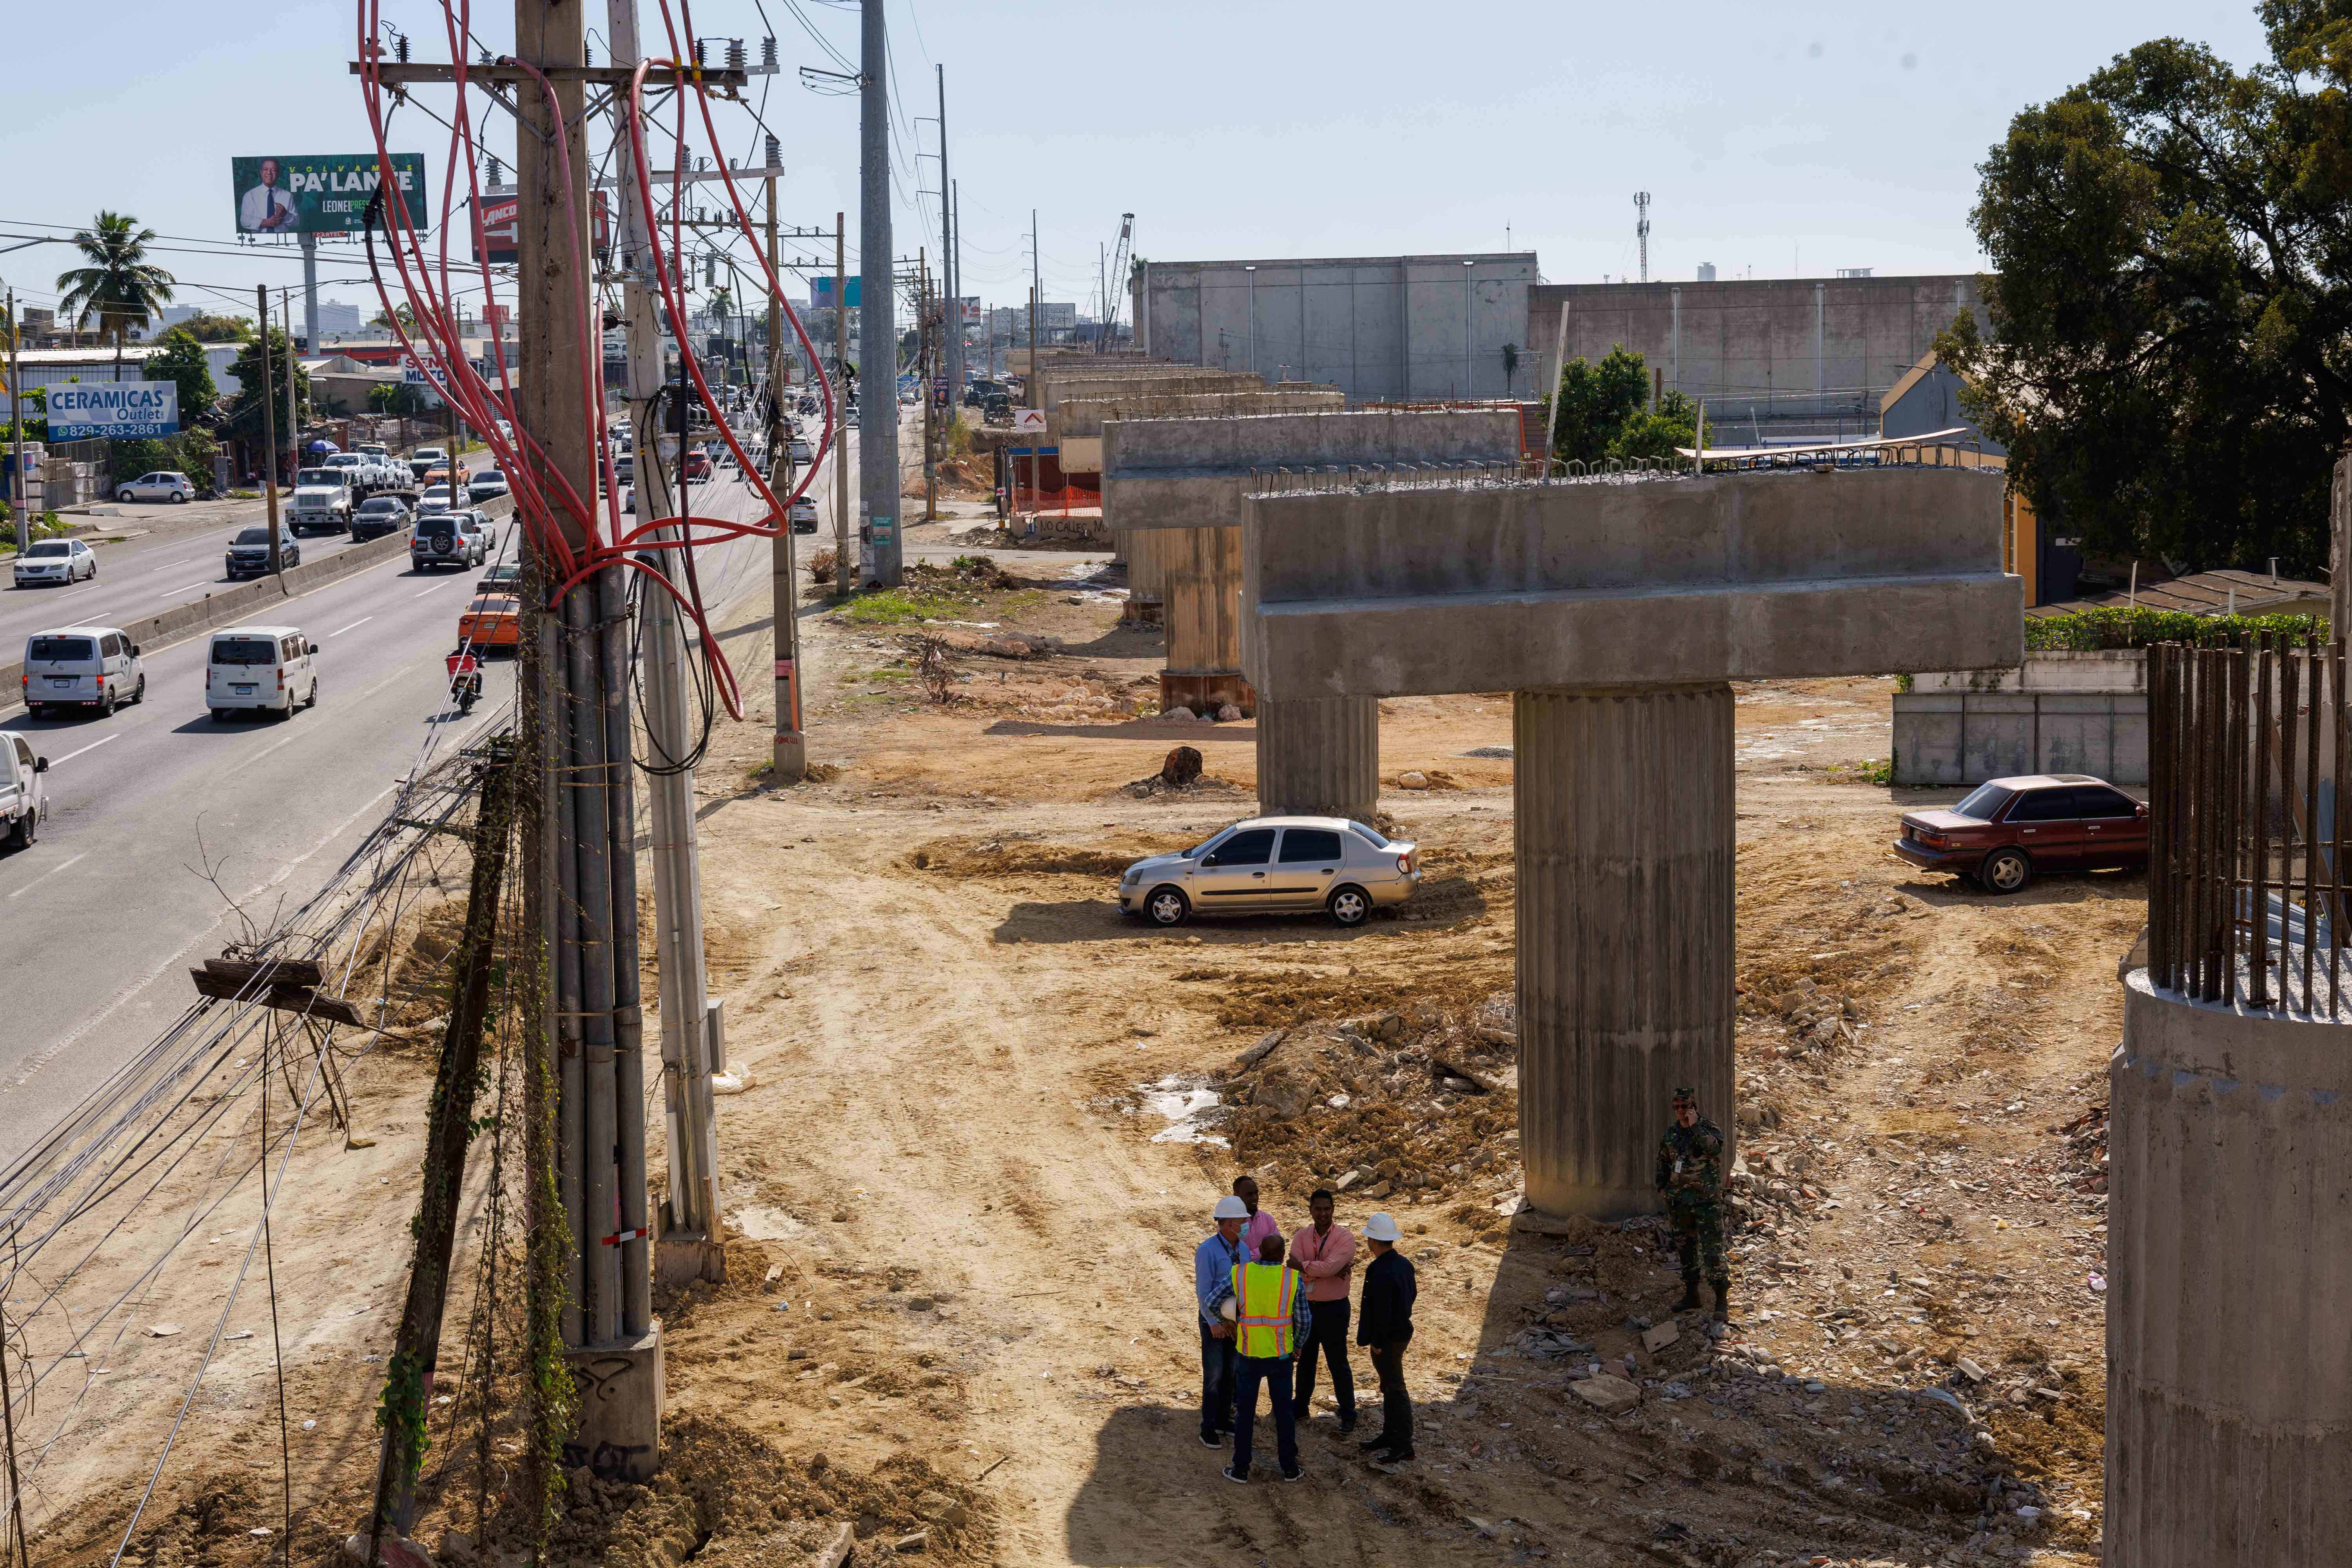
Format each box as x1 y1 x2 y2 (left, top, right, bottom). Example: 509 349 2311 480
1544 345 1652 463
54 211 176 383
144 328 218 426
177 425 220 490
369 381 428 416
1609 389 1709 464
1936 3 2352 574
173 311 254 343
1500 342 1520 395
220 327 309 448
109 437 181 485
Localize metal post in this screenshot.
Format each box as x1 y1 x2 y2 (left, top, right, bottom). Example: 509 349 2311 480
7 289 24 555
301 232 319 354
833 211 849 597
937 65 962 401
768 176 805 781
256 285 281 574
858 0 898 586
1541 300 1568 470
282 291 300 473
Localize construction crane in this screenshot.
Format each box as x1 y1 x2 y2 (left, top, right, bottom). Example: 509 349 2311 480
1098 212 1135 349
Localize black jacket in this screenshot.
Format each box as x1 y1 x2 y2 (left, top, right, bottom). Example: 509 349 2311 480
1356 1249 1417 1347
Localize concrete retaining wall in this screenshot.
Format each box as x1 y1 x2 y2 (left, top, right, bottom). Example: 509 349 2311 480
1911 650 2146 693
1892 690 2147 786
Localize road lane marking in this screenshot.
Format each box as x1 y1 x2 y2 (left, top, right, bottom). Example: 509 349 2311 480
328 616 374 637
5 853 86 900
157 581 210 598
218 728 305 782
412 582 456 598
50 733 121 767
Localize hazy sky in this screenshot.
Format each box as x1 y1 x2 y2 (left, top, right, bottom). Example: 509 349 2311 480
0 1 2274 331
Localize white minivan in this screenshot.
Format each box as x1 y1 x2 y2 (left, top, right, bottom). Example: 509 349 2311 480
22 626 146 718
206 625 319 721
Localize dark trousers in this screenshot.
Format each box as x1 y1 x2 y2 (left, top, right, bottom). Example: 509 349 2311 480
1293 1297 1355 1422
1230 1354 1298 1476
1198 1321 1237 1438
1367 1340 1412 1452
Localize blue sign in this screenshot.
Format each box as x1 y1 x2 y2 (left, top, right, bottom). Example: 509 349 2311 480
47 382 179 440
811 276 861 310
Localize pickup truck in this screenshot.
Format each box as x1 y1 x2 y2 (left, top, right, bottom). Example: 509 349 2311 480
289 467 357 534
0 732 49 852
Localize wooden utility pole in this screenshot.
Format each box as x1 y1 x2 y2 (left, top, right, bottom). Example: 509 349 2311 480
767 174 804 779
256 285 281 573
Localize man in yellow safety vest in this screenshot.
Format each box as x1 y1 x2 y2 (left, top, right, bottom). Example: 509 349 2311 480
1207 1232 1314 1483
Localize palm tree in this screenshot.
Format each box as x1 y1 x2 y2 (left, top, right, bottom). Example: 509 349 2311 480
55 212 176 383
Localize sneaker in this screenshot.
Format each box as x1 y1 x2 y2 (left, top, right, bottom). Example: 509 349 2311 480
1280 1465 1304 1482
1198 1431 1222 1448
1373 1447 1415 1464
1221 1465 1248 1485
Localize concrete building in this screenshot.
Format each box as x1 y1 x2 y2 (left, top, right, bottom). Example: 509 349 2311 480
1134 252 1537 403
1523 273 1988 442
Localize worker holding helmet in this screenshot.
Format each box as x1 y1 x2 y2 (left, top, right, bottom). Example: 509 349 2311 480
1193 1194 1250 1448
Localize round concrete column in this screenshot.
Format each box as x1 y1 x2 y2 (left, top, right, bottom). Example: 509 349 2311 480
2105 974 2352 1566
1256 696 1379 823
1121 528 1166 626
1515 682 1735 1216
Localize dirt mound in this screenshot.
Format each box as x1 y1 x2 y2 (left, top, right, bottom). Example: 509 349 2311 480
903 834 1183 880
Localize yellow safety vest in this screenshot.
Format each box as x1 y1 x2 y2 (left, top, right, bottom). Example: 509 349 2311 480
1230 1261 1297 1359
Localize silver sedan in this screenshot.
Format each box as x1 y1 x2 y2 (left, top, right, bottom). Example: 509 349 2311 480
1118 815 1421 929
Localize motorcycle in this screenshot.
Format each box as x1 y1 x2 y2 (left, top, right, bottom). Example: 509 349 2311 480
446 651 483 715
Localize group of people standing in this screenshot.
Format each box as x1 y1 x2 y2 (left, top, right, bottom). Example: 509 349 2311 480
1192 1176 1418 1483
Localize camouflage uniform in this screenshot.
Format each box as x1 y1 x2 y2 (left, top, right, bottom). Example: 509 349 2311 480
1655 1095 1729 1308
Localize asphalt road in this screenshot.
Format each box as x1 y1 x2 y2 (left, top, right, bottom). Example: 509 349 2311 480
0 456 806 1169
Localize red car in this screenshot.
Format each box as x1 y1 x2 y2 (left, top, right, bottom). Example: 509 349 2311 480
1893 773 2148 894
684 450 712 483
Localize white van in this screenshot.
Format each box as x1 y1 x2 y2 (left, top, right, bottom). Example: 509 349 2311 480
206 625 319 721
22 626 146 718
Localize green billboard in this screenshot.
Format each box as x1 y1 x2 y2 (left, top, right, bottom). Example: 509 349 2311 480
232 154 429 236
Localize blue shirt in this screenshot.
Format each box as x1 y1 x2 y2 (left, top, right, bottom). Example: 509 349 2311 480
1194 1229 1246 1328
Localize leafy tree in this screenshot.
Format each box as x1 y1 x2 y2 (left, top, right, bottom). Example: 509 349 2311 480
1500 342 1520 394
220 327 310 447
54 211 176 382
370 381 429 416
1544 345 1651 463
1610 389 1709 464
371 302 418 331
143 328 218 426
173 312 253 343
109 437 181 485
177 426 220 488
1936 3 2352 574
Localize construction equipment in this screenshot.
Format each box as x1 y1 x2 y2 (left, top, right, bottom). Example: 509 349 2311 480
1099 213 1134 349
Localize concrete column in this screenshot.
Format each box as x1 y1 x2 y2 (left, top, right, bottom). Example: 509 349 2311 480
2105 974 2352 1567
1159 523 1250 714
1515 682 1735 1216
1121 527 1166 626
1256 696 1379 822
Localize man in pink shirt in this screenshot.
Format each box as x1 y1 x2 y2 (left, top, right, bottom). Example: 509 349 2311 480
1233 1175 1281 1258
1287 1189 1357 1434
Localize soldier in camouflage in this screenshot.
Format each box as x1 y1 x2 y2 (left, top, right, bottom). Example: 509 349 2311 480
1655 1086 1731 1321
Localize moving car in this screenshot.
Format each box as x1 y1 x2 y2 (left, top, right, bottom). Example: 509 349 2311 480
12 539 97 587
225 526 299 579
416 484 456 517
683 450 711 483
21 626 145 717
787 496 819 534
478 561 521 592
789 437 814 464
0 733 47 851
466 468 509 503
1118 816 1421 928
206 626 318 720
350 494 413 542
1893 773 2149 894
457 584 521 650
409 446 450 481
289 467 356 534
115 470 194 504
411 510 488 570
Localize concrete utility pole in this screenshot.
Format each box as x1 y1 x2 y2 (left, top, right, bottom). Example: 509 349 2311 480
766 169 805 782
833 211 850 595
936 65 961 402
858 0 899 586
920 249 935 521
521 0 659 1476
281 292 300 463
951 178 965 392
300 232 320 352
7 289 25 555
606 0 722 1290
256 285 281 575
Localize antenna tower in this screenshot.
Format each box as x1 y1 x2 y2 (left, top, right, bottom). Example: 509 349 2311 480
1634 192 1651 284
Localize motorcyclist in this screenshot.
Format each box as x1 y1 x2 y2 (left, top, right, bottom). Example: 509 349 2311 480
445 648 484 713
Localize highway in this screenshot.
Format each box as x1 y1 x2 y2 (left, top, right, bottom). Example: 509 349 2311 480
0 456 811 1168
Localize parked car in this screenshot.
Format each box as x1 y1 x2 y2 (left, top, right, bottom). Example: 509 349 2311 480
225 526 300 579
478 561 521 593
289 467 356 534
205 625 318 721
411 511 487 570
350 494 413 542
614 453 635 486
12 538 96 587
1118 816 1421 928
115 470 194 505
21 626 145 718
1892 773 2149 895
788 496 819 534
467 469 509 503
409 446 450 481
0 733 47 851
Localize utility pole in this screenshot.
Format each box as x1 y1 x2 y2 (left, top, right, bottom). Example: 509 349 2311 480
300 232 320 354
936 65 961 403
832 211 850 597
7 289 25 556
606 0 722 1292
920 250 935 522
766 167 805 782
858 0 899 586
256 284 281 575
521 0 659 1479
952 178 965 392
281 291 300 466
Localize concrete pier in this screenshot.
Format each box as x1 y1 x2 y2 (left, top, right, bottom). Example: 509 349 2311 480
2105 973 2352 1566
1255 695 1379 821
1515 683 1736 1214
1160 524 1250 714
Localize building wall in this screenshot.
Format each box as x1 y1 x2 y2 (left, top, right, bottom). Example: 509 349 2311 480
1137 252 1537 404
1523 274 1987 433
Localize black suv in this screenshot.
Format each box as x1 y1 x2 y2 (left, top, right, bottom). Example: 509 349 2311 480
411 511 488 571
225 526 300 580
350 494 413 542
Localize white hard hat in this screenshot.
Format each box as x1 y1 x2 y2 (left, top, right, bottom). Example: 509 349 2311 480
1213 1195 1250 1220
1363 1211 1402 1243
1219 1296 1238 1322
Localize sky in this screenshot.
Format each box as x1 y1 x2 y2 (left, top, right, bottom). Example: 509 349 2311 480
0 0 2276 336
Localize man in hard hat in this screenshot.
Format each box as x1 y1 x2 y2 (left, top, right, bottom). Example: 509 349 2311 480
1207 1233 1314 1483
1354 1211 1417 1463
1194 1195 1250 1448
1656 1086 1731 1322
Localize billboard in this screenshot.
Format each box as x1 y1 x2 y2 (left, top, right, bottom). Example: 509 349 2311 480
811 276 861 310
48 382 178 440
232 154 429 235
471 190 610 264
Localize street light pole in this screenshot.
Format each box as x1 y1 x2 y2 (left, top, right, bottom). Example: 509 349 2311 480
7 289 24 556
858 0 899 586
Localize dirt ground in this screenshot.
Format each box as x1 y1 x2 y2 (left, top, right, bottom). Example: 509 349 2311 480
25 544 2136 1567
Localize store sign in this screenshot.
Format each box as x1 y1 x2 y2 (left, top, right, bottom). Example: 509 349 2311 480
1010 407 1046 435
471 190 610 264
48 382 178 440
232 154 428 235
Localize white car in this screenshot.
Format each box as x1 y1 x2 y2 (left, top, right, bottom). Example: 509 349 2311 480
116 470 194 504
416 484 456 517
12 539 96 587
1118 816 1422 928
22 625 145 717
206 625 319 721
0 733 47 852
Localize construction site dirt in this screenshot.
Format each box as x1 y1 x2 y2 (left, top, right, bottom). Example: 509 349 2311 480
25 552 2132 1567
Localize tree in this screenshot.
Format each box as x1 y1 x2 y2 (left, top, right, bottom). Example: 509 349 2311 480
220 327 309 446
54 211 176 382
1936 3 2352 574
144 328 218 426
369 381 428 416
173 312 253 343
1500 342 1520 395
1610 389 1708 464
1544 345 1651 463
371 301 417 332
